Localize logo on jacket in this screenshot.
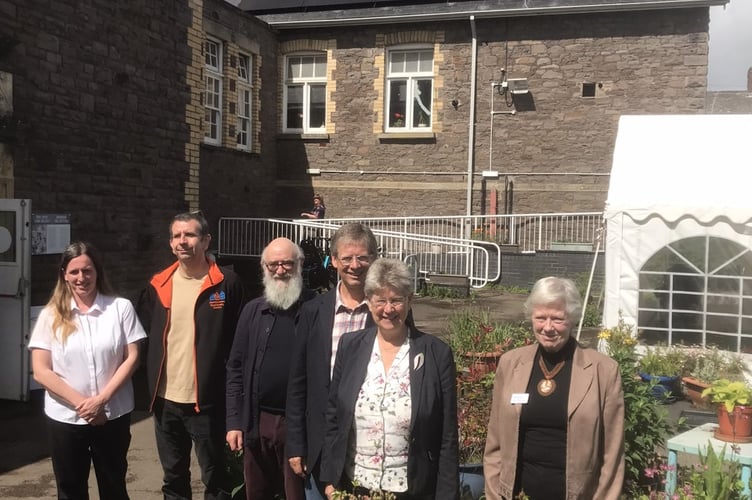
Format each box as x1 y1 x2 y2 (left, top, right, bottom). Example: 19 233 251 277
209 291 226 310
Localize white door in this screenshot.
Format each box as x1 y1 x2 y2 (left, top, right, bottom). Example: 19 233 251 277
0 199 31 401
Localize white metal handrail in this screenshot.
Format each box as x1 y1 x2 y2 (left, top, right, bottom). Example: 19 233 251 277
319 212 603 253
217 218 500 287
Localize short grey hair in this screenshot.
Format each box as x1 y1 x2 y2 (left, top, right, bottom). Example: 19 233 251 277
365 258 412 297
331 223 378 258
524 276 582 321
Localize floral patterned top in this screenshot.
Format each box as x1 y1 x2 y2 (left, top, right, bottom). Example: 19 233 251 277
346 335 412 493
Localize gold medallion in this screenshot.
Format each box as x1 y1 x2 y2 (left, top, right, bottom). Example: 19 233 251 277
537 357 566 397
537 378 556 396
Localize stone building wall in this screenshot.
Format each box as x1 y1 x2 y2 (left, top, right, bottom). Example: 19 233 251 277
274 8 710 219
0 0 277 301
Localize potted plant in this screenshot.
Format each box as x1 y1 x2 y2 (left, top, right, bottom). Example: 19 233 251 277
637 347 686 402
681 348 748 408
446 310 532 377
702 379 752 443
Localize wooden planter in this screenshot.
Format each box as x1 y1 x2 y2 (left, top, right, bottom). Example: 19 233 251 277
462 351 502 377
682 376 711 409
715 405 752 443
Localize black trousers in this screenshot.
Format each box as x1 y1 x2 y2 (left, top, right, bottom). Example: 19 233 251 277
243 411 304 500
152 398 230 500
48 413 132 500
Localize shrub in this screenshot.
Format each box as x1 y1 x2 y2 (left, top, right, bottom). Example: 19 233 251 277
599 317 678 497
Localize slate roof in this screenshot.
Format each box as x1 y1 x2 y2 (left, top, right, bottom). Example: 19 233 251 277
238 0 728 27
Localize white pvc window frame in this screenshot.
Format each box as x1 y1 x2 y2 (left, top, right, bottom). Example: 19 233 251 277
283 53 327 133
385 46 434 133
204 37 223 145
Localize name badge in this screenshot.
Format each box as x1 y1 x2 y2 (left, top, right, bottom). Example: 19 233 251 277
511 393 529 405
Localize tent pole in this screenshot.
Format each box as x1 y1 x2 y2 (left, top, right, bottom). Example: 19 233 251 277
577 218 605 342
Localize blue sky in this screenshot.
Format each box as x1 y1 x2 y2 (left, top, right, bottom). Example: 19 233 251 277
709 0 752 91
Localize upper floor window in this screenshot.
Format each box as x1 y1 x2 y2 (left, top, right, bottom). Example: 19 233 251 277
204 38 223 145
386 48 433 132
284 54 326 133
237 53 253 151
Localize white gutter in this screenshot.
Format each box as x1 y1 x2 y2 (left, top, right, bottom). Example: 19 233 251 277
465 15 477 223
258 0 726 28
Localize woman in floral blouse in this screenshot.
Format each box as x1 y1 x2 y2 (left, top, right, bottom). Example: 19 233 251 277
320 258 459 499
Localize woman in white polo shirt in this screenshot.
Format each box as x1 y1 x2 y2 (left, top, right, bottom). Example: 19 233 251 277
29 241 146 500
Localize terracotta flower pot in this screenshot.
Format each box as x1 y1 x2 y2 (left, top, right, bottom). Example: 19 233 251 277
462 351 502 377
682 376 711 409
714 405 752 443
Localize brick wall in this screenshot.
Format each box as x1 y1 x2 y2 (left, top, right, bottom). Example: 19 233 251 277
501 250 605 297
0 0 277 301
275 8 709 219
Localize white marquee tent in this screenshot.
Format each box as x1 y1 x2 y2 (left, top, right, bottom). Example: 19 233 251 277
603 114 752 350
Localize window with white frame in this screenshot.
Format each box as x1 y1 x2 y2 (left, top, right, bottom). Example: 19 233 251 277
237 53 252 150
386 47 433 132
284 53 327 133
204 37 223 144
637 236 752 353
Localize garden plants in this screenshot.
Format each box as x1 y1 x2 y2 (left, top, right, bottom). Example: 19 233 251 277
598 317 678 497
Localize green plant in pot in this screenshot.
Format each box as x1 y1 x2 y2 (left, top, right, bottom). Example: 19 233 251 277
702 379 752 443
637 347 686 402
682 348 748 409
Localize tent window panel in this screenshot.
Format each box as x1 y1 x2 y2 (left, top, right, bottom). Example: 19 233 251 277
706 313 739 334
639 305 665 323
639 273 664 290
742 298 752 315
669 237 706 271
742 316 752 332
707 238 747 271
741 337 752 354
743 280 752 296
717 251 752 276
641 247 687 272
639 290 662 310
706 296 740 315
672 330 701 346
670 311 702 331
669 292 701 312
707 333 738 351
638 327 668 345
706 276 739 294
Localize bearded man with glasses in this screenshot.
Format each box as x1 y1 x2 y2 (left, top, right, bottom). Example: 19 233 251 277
286 223 380 499
226 237 315 500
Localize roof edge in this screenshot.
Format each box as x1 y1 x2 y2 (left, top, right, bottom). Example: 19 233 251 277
255 0 727 29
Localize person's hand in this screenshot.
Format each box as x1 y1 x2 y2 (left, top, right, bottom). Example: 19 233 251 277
288 456 306 477
76 395 106 421
226 430 243 452
89 412 107 426
324 484 337 499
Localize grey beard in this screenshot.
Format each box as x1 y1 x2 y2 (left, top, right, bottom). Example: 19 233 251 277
263 272 304 310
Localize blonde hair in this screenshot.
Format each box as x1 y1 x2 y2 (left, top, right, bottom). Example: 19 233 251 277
47 242 113 343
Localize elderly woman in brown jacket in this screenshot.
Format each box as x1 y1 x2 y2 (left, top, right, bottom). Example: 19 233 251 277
483 277 624 500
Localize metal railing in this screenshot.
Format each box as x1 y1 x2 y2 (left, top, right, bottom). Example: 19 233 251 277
217 212 603 287
217 218 501 287
319 212 604 253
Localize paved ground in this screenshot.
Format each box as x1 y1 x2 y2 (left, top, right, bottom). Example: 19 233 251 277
0 289 696 499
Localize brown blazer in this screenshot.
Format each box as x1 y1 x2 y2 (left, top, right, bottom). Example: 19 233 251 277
483 342 624 500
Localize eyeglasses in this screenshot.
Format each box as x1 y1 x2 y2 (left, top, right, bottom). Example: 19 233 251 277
337 255 372 266
265 260 296 272
371 297 407 309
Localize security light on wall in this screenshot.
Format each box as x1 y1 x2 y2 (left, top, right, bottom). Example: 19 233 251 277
507 78 529 95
